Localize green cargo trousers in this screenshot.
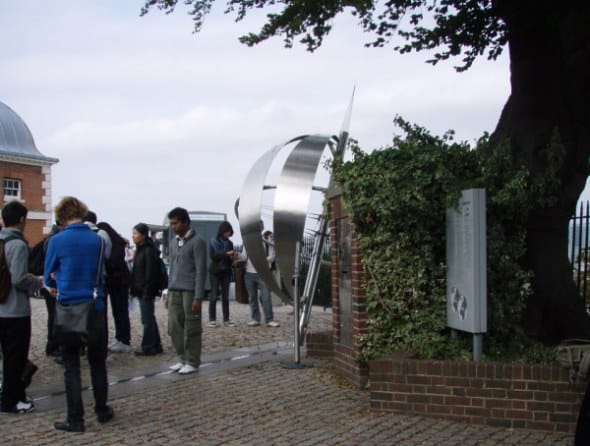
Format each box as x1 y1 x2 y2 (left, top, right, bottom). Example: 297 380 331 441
167 290 202 368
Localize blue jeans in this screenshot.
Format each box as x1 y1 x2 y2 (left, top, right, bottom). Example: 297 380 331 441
209 271 231 322
109 285 131 345
138 298 161 352
245 272 274 323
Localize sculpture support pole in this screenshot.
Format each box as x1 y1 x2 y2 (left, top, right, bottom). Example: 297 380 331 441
299 217 329 343
293 241 301 363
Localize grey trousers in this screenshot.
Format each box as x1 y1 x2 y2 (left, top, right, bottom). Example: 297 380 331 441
168 290 202 367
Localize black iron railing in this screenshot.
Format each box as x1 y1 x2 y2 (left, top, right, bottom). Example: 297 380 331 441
571 201 590 303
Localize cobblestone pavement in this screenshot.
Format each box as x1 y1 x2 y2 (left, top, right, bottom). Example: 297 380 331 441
1 299 576 445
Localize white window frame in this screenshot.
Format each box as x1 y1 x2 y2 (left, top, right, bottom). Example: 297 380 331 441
3 178 22 201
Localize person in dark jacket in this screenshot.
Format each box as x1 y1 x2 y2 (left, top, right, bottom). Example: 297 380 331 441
130 223 163 356
97 222 132 354
207 221 235 327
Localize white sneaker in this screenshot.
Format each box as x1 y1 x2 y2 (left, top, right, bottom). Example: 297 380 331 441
266 321 280 327
169 362 184 372
178 364 197 375
247 320 260 327
224 320 236 327
14 400 35 413
117 343 134 353
108 341 122 352
207 321 216 327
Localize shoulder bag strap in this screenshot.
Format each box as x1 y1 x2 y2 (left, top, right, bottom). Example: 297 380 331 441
93 238 105 300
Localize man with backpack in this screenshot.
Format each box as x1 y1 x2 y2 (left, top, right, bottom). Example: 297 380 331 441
0 201 43 413
28 222 62 357
97 221 133 353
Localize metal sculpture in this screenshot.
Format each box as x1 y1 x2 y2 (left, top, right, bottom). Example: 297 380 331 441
239 92 353 360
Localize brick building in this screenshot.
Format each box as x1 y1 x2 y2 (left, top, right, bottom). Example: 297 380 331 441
0 101 58 246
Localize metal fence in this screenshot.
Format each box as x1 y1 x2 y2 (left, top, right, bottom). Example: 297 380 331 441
571 201 590 302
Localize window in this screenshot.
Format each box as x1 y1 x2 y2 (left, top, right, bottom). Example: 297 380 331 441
3 178 21 200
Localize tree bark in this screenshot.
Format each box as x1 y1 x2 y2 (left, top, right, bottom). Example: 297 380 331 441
491 2 590 343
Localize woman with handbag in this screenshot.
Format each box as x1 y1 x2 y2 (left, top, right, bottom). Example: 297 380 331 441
44 196 114 433
207 221 235 327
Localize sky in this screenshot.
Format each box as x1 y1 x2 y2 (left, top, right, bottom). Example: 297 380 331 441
1 0 566 242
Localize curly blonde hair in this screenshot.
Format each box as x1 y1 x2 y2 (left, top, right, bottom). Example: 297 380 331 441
55 196 88 224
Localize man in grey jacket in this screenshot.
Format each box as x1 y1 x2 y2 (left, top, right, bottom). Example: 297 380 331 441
0 201 43 413
165 207 206 375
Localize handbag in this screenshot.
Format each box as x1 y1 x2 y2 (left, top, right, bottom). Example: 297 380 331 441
53 239 104 347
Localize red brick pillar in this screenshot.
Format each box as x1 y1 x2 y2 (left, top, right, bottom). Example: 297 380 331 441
329 189 369 388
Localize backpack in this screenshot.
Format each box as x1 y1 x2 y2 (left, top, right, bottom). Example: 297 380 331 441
0 235 21 303
97 222 130 290
157 257 168 292
28 238 46 276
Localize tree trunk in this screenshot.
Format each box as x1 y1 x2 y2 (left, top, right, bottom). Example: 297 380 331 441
491 2 590 343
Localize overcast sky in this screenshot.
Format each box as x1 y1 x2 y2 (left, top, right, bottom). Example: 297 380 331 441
3 0 569 242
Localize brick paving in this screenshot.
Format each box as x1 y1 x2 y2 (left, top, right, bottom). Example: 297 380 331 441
0 299 576 445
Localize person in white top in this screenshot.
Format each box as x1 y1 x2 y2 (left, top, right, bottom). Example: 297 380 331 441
236 231 280 328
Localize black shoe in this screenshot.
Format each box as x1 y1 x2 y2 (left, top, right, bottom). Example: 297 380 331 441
54 420 85 432
21 360 38 389
135 346 160 356
96 406 114 423
46 346 60 357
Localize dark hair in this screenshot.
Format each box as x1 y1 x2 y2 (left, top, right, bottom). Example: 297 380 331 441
133 222 149 238
84 210 98 224
1 200 28 227
98 221 125 245
263 230 272 239
217 221 233 238
168 207 190 223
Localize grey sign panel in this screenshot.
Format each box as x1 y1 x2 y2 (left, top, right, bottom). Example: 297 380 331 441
446 189 487 333
337 218 353 348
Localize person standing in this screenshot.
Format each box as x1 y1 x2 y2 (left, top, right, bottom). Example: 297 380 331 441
130 223 163 356
0 201 43 414
165 207 206 375
44 196 113 432
208 221 236 327
238 247 280 328
97 221 133 354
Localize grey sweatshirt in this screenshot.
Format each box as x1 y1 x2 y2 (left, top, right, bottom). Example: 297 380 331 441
167 229 206 301
0 228 43 318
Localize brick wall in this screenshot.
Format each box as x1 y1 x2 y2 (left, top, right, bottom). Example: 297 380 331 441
323 190 585 433
306 331 334 358
1 163 44 209
370 355 585 434
328 190 369 389
1 161 51 245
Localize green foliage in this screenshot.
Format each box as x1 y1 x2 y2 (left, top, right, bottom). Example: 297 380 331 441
334 116 559 363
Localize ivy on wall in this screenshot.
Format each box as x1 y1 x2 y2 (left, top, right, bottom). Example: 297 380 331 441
334 117 561 363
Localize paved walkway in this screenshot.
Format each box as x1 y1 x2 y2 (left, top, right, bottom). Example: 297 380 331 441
1 299 576 445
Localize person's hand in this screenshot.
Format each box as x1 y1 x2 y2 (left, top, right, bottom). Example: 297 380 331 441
191 299 201 315
226 250 234 258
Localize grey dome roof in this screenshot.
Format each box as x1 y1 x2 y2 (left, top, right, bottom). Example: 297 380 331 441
0 101 58 164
